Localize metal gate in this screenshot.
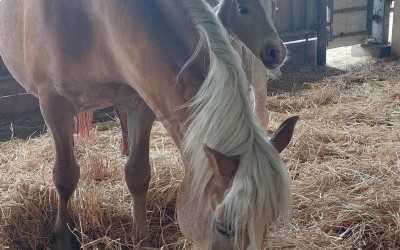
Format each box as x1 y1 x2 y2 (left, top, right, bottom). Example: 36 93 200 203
274 0 392 65
327 0 371 48
274 0 323 64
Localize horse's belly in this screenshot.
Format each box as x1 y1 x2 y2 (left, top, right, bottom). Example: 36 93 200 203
53 81 138 112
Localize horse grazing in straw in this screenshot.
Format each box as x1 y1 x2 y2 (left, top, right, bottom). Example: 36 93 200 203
115 0 285 156
0 0 297 249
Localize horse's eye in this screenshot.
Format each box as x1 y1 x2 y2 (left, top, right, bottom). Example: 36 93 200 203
215 219 235 237
237 5 248 15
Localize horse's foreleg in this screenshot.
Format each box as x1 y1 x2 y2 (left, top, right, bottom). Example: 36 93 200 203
249 59 269 129
39 90 79 250
120 97 155 243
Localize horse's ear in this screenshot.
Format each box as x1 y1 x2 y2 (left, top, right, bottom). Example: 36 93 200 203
203 144 239 178
270 115 299 153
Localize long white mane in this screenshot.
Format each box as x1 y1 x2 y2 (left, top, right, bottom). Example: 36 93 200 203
182 0 291 247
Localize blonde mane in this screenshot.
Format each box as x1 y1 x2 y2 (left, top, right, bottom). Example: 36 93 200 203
182 0 291 247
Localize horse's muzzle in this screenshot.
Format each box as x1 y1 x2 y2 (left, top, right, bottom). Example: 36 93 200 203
260 45 287 70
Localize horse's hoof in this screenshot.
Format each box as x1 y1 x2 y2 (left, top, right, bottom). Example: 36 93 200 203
56 241 78 250
55 234 80 250
133 238 151 249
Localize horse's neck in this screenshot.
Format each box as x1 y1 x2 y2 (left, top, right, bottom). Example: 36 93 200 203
107 1 207 142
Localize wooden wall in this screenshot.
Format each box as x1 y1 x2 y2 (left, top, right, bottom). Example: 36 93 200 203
0 56 39 115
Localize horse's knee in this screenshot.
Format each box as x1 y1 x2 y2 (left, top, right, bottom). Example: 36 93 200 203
53 179 79 202
114 105 130 156
53 160 80 202
125 162 151 196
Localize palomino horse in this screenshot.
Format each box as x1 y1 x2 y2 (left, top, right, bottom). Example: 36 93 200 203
116 0 286 156
215 0 285 127
0 0 296 249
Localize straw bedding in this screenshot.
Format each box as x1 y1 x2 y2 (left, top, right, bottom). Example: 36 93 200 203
0 57 399 249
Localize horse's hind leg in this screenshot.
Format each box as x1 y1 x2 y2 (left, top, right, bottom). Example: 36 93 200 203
39 90 79 250
118 97 155 243
114 105 130 156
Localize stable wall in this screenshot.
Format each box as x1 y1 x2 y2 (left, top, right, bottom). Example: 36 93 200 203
392 2 400 54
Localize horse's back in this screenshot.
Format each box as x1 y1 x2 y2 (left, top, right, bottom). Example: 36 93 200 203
0 0 141 109
0 0 96 97
0 0 203 114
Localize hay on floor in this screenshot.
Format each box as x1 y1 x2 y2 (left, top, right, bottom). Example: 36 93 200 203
1 58 399 249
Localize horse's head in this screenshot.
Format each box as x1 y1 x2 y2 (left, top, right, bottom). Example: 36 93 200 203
178 116 298 249
217 0 286 69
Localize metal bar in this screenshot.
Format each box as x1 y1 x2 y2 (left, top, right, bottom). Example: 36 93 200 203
280 29 317 37
381 0 392 44
279 29 317 41
304 35 309 63
0 93 31 99
367 0 374 35
317 0 328 65
332 6 368 14
371 0 392 44
328 0 334 41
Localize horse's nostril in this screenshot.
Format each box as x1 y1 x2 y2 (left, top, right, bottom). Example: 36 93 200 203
260 46 285 69
269 48 277 59
261 47 279 62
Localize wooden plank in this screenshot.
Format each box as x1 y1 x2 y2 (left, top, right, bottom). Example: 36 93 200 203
333 0 368 10
0 78 27 96
0 78 39 115
275 0 317 36
392 0 400 54
0 56 9 75
285 38 317 65
275 0 294 32
0 93 39 115
332 10 368 37
328 34 367 48
327 0 371 48
330 9 368 48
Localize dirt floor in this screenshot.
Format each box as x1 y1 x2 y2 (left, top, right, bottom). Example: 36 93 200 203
0 50 399 249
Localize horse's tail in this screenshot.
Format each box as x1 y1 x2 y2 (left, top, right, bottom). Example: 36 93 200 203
182 0 291 247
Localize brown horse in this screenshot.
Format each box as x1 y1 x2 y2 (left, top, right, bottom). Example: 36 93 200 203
116 0 286 156
0 0 296 249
